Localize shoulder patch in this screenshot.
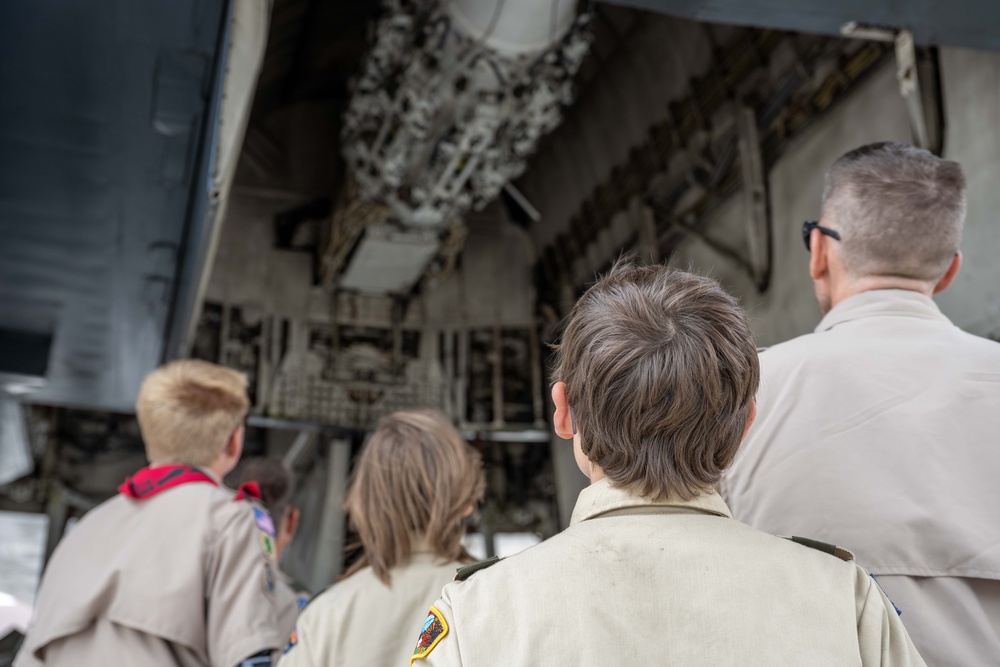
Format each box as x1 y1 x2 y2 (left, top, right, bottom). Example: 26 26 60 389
455 556 501 582
283 624 298 655
253 506 277 537
787 535 854 562
259 532 277 560
411 606 448 663
262 563 277 599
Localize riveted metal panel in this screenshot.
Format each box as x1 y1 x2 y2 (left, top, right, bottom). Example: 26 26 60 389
0 0 228 410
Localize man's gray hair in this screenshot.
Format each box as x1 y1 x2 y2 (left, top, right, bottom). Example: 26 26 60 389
821 142 966 282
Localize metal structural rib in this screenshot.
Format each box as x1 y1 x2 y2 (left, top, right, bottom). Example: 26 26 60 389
535 30 891 306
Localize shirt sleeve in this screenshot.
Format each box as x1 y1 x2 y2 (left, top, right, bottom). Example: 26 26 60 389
12 639 44 667
206 503 286 667
274 602 318 667
410 590 463 667
854 565 927 667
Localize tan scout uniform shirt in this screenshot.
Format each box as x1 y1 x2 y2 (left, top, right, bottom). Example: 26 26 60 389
279 553 463 667
413 478 923 667
722 289 1000 665
274 572 307 644
16 480 285 667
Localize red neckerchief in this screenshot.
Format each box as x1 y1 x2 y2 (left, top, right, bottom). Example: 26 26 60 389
118 464 264 502
118 464 217 500
235 480 262 501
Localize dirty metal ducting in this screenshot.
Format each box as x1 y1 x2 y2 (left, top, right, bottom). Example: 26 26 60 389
607 0 1000 52
328 0 590 296
0 0 267 412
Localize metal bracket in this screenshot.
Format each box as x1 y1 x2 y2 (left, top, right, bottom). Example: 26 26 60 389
630 198 660 265
282 430 318 468
841 23 944 154
735 105 772 292
895 30 930 150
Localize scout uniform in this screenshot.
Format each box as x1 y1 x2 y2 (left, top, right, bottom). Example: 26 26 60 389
279 552 465 667
722 289 1000 665
273 571 309 642
16 465 286 667
409 478 924 666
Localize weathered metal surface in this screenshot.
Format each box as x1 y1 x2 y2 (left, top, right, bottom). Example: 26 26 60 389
0 0 229 411
607 0 1000 52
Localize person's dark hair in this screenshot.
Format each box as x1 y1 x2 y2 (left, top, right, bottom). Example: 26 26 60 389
822 141 966 281
234 457 295 524
553 261 759 500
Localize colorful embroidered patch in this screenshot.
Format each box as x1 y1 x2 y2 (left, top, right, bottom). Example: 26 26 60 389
253 506 276 537
282 626 298 655
262 563 276 599
411 606 448 663
259 532 276 560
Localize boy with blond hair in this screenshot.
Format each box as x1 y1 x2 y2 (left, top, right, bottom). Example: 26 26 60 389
16 360 285 667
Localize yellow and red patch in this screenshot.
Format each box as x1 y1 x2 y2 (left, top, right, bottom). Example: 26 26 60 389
410 606 448 663
282 626 298 655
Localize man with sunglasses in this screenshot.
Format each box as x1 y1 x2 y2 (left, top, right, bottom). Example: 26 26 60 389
723 142 1000 665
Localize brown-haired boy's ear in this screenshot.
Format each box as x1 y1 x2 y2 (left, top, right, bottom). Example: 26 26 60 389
275 505 299 563
742 400 758 441
284 505 300 540
551 382 575 441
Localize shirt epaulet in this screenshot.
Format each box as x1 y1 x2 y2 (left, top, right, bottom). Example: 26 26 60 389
786 535 855 562
455 556 501 581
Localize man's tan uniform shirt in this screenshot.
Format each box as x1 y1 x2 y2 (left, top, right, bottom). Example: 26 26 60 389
278 553 463 667
722 289 1000 665
412 478 923 666
16 480 286 666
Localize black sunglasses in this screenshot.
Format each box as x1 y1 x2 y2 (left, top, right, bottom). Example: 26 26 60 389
802 220 841 251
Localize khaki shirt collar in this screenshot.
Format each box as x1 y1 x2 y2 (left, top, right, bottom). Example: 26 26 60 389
570 478 733 526
147 461 222 484
815 288 948 333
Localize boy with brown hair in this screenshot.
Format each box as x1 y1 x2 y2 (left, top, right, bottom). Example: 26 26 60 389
408 263 925 666
16 360 285 667
233 457 307 641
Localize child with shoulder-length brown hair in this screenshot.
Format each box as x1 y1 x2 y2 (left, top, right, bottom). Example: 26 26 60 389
279 409 484 667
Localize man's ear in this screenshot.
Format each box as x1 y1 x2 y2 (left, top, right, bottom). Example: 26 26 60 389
809 227 829 281
933 252 962 294
742 400 757 440
551 382 575 441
